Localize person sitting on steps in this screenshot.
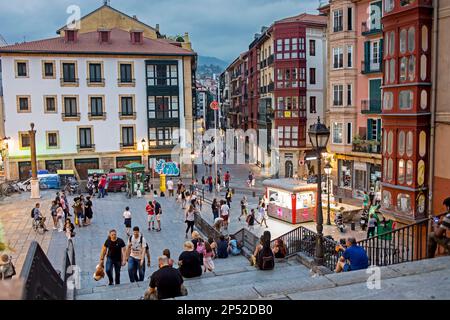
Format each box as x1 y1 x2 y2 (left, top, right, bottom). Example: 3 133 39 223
428 197 450 258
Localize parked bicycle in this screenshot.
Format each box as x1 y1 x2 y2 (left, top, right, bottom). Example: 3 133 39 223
32 218 46 234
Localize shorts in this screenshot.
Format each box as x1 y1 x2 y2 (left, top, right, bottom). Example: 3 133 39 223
148 214 156 224
221 215 229 222
124 218 132 228
156 214 161 221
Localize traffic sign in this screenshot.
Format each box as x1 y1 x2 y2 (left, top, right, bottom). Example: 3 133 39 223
210 101 219 110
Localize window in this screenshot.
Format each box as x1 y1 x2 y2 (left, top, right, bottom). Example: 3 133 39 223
333 85 343 106
401 0 416 7
44 96 57 113
309 68 316 84
64 97 78 116
419 131 427 157
148 96 179 119
400 57 407 82
408 27 415 53
387 158 393 182
420 90 428 110
347 45 353 68
333 9 343 32
408 56 416 81
310 96 316 114
16 61 28 77
383 91 393 110
121 96 134 116
19 132 30 149
400 29 407 54
79 128 93 148
382 190 392 209
371 42 379 68
47 132 59 148
347 7 353 31
385 0 394 12
398 131 405 156
399 90 413 110
397 194 411 213
119 63 133 83
398 160 405 184
339 160 352 188
420 54 427 81
387 131 393 155
88 63 102 83
388 32 395 56
347 84 352 106
389 59 395 83
121 126 135 147
309 40 316 56
406 131 413 157
333 47 343 69
89 97 104 116
406 160 413 185
346 123 352 145
62 62 76 82
149 127 180 147
147 64 178 86
422 26 429 52
43 62 54 78
17 96 30 112
333 122 343 144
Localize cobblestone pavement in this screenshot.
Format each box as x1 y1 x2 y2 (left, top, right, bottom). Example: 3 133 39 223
0 190 62 275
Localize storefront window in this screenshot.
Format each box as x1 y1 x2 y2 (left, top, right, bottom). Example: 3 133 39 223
398 131 405 156
383 91 393 110
339 160 352 188
400 57 407 82
397 193 412 213
382 190 392 209
406 160 413 185
354 163 367 192
406 131 413 157
369 165 382 193
398 159 405 184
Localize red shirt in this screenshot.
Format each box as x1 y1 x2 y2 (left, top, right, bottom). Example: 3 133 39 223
146 204 154 215
224 173 230 181
99 177 107 188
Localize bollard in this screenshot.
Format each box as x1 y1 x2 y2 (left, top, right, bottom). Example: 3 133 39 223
252 191 256 198
351 222 355 231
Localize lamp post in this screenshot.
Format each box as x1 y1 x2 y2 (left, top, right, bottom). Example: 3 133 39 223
324 163 333 226
29 123 40 199
191 151 195 181
307 117 330 266
141 138 146 168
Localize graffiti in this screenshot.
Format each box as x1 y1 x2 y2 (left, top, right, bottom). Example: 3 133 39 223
155 160 180 176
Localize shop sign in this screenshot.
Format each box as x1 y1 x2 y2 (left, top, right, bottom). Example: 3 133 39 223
417 160 425 186
155 159 180 176
284 111 291 118
354 162 367 171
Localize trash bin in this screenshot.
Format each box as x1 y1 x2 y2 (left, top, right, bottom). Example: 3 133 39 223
351 222 356 231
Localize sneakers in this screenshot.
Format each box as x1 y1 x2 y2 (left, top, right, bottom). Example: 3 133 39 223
53 227 57 230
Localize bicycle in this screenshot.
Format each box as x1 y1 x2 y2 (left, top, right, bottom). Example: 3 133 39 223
32 218 46 234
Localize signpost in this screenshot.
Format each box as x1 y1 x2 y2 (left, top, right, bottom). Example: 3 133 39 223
210 101 219 193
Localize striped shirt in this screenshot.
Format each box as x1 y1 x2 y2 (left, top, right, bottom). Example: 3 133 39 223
441 213 450 230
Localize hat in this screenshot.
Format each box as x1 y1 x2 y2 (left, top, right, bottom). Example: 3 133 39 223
93 264 105 281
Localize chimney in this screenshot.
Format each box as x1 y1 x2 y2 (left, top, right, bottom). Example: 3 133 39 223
65 29 78 42
132 15 138 20
156 24 160 32
130 30 144 44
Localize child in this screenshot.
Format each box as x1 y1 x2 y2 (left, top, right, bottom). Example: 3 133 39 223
63 218 75 240
162 249 175 267
208 237 217 258
203 241 215 272
238 196 248 222
123 206 132 236
246 209 256 231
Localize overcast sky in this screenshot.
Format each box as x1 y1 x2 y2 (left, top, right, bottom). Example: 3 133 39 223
0 0 321 62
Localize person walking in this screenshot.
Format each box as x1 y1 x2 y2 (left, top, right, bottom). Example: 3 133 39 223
55 203 64 232
61 191 71 218
367 213 377 238
220 200 230 230
50 200 58 230
185 205 196 239
203 241 215 273
258 202 269 228
181 187 187 209
177 179 183 196
72 196 84 228
238 196 248 222
99 230 126 286
126 227 147 283
247 171 254 188
123 206 132 237
32 203 49 232
224 171 231 188
98 175 107 199
63 218 75 239
167 178 174 197
146 201 155 231
84 195 93 226
153 200 162 232
208 175 213 193
225 189 233 208
211 198 220 220
246 209 256 231
93 174 99 196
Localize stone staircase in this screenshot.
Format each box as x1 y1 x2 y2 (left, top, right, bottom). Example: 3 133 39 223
74 255 450 300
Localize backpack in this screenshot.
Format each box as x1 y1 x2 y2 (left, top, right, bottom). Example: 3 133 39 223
196 241 205 254
30 208 35 218
129 235 143 246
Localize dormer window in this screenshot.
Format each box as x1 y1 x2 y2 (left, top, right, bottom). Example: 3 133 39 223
65 29 78 42
98 29 111 43
130 30 143 44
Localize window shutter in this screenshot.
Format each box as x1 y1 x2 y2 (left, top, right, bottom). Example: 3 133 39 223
377 119 382 141
367 119 373 140
379 39 384 67
364 41 370 72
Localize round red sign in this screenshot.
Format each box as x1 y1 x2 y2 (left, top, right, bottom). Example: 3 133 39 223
210 101 219 110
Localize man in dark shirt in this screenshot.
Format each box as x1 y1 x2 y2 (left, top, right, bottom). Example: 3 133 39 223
145 256 184 300
178 241 202 278
335 237 369 272
99 230 126 285
217 235 229 259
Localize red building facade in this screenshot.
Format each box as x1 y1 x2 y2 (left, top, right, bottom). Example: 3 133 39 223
381 0 433 223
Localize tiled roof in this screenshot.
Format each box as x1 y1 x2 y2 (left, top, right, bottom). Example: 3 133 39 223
0 28 195 56
276 13 328 26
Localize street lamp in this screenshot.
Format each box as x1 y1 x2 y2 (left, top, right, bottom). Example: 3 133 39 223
28 123 40 199
307 116 330 266
324 162 333 226
190 151 196 181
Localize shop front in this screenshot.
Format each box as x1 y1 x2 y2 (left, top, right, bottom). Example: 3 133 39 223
45 160 63 173
263 179 317 224
116 156 142 169
337 159 353 199
74 158 99 180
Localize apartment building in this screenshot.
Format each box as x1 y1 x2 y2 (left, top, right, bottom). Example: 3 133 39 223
0 4 196 180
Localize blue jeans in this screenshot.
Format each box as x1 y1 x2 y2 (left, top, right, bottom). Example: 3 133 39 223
97 187 104 198
213 211 219 220
128 256 143 283
105 257 121 285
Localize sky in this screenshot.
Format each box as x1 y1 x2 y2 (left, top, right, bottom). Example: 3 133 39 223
0 0 322 62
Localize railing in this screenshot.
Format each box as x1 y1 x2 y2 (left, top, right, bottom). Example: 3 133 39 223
234 228 260 253
88 112 106 119
60 78 79 85
87 78 105 85
357 212 448 267
352 141 381 154
194 212 221 242
77 144 95 151
117 78 136 85
361 22 382 36
267 54 274 66
361 99 382 113
119 111 137 118
20 239 76 300
61 112 81 120
361 60 382 74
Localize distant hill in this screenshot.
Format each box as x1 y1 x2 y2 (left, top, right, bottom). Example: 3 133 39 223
198 56 229 70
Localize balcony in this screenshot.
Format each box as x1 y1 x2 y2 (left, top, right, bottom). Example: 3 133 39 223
259 86 267 94
361 60 382 74
87 78 105 86
119 111 137 120
120 142 137 150
361 22 382 36
267 54 274 66
77 144 95 152
260 59 267 69
88 112 107 120
60 78 79 86
361 99 382 114
352 140 381 154
117 78 136 86
61 112 80 121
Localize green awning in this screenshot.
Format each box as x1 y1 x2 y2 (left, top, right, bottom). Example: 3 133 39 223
125 162 145 172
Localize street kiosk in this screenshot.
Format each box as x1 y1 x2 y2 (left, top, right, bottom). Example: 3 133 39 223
125 162 146 197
